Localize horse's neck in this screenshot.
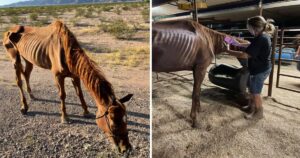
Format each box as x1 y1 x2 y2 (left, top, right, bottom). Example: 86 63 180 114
69 51 114 106
209 30 226 55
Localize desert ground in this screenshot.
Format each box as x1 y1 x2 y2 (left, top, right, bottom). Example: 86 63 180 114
152 55 300 158
0 2 149 158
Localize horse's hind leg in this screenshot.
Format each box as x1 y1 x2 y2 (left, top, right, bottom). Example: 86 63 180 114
22 59 34 99
54 75 69 123
14 56 28 114
191 63 209 127
71 77 90 117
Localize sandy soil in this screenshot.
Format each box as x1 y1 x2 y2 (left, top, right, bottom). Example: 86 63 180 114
0 58 149 158
152 56 300 158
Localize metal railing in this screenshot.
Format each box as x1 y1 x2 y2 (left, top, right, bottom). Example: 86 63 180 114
276 27 300 93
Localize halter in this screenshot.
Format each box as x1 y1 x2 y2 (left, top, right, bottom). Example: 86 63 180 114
95 97 128 138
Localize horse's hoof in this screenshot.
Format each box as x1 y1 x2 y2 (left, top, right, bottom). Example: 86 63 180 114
83 111 92 118
191 121 196 128
61 117 71 124
20 108 28 115
29 94 36 100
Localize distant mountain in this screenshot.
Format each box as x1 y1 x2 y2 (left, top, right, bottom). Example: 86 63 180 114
1 0 142 7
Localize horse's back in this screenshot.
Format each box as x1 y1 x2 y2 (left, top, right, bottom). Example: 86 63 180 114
152 21 201 72
15 23 65 71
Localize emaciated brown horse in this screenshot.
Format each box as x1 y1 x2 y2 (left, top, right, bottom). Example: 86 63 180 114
153 20 248 127
3 20 132 153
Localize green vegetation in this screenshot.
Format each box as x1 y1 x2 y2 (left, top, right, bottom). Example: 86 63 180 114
87 46 149 68
122 6 130 11
10 15 19 24
29 13 38 21
100 20 137 40
75 8 85 17
141 8 149 23
0 2 149 69
102 6 114 12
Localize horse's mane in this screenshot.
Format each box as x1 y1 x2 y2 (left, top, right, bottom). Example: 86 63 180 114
190 20 248 54
54 20 115 105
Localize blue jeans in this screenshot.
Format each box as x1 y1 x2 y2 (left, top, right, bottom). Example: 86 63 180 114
249 68 272 94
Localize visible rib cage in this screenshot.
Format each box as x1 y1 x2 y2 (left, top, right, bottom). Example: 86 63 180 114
152 20 242 72
17 32 53 69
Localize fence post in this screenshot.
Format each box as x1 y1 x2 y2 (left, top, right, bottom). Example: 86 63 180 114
268 26 278 97
276 28 284 88
192 0 198 22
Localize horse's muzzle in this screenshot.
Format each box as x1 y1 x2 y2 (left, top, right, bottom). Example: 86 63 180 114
120 143 132 154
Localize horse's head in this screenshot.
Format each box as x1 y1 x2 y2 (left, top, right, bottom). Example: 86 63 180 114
96 94 133 154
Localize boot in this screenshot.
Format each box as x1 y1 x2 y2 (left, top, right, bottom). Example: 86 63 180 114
244 105 264 120
253 106 264 120
241 104 250 111
244 104 255 119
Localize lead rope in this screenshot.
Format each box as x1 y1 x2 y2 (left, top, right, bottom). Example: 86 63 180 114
214 54 217 66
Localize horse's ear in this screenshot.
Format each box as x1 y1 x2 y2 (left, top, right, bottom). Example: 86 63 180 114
119 94 133 103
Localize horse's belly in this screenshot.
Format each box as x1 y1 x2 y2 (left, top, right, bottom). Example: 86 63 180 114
22 50 51 69
152 43 197 72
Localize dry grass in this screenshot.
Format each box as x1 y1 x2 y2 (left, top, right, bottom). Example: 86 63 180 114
0 2 149 69
0 55 10 62
77 27 100 35
86 45 149 69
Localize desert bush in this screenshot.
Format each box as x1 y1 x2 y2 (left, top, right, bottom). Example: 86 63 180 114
70 18 78 26
40 16 49 24
50 11 59 18
87 6 94 13
103 6 114 12
83 10 94 18
100 20 136 40
96 8 102 16
75 8 85 17
115 8 121 15
6 9 17 16
29 13 38 21
141 8 149 23
0 17 4 25
10 15 19 24
122 6 130 11
98 16 110 23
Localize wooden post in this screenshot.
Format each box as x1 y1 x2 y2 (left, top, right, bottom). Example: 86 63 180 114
259 0 263 16
268 26 278 97
276 28 284 88
192 0 198 22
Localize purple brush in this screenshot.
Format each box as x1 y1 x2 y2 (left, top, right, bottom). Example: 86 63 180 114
224 36 248 47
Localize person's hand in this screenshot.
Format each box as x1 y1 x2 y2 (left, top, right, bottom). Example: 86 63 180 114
238 52 248 59
225 43 230 52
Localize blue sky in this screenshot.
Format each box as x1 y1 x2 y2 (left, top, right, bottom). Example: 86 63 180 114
0 0 26 6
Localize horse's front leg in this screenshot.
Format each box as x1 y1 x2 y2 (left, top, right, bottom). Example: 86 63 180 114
71 77 90 117
191 64 209 127
54 75 69 123
22 59 34 99
14 57 28 114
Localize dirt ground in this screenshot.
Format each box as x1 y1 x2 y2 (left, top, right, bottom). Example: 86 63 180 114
152 56 300 158
0 55 149 158
0 3 149 158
